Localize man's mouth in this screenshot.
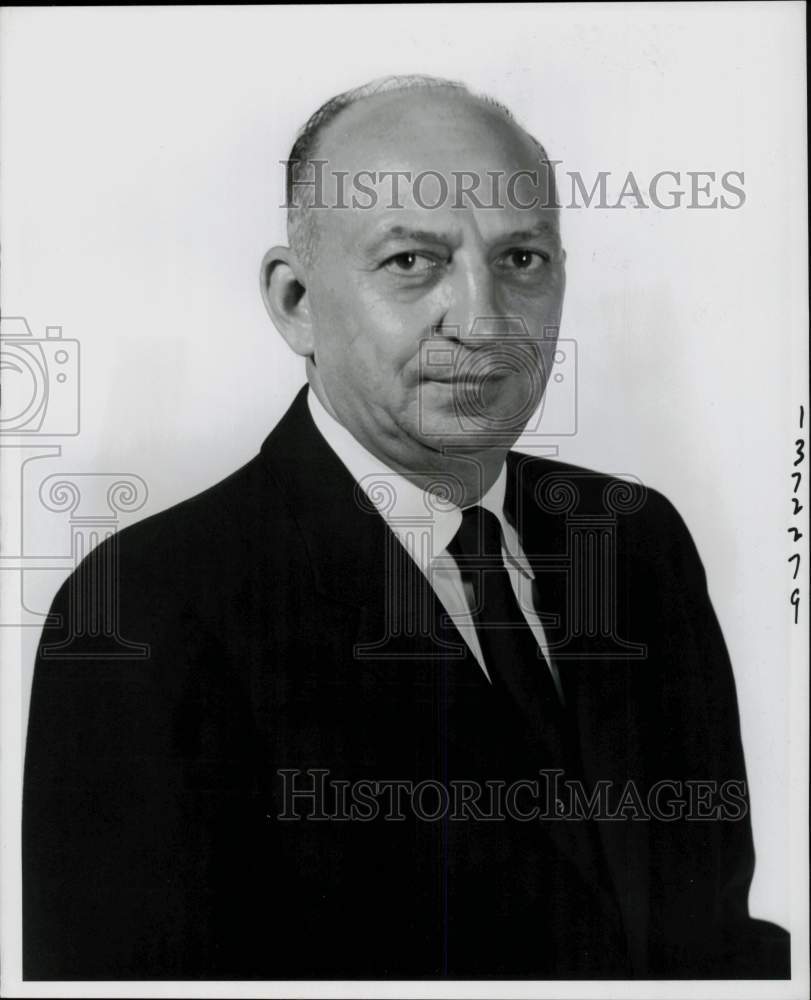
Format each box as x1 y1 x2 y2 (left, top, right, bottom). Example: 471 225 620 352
422 368 514 385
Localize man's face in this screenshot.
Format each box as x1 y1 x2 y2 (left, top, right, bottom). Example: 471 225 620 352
301 90 565 466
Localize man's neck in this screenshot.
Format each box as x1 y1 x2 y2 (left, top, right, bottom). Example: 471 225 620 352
392 452 506 509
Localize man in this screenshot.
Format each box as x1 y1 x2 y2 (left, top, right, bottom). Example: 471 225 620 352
23 76 789 980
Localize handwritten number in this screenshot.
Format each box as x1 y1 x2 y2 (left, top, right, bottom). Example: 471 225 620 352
789 411 804 624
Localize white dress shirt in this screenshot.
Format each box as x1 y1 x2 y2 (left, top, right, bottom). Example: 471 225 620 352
307 388 562 698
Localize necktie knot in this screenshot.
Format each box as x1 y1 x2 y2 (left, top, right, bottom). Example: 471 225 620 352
448 505 503 565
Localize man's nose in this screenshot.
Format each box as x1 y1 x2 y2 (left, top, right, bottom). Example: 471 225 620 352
440 261 512 345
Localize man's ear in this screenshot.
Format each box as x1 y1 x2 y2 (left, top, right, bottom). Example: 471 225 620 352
259 246 314 358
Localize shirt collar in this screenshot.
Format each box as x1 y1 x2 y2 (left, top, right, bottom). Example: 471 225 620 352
307 387 534 580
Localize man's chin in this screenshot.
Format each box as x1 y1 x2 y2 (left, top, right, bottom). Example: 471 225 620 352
416 379 538 447
414 414 525 455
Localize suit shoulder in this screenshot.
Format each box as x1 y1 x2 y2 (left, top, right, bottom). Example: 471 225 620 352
508 450 690 539
53 450 297 614
118 449 293 553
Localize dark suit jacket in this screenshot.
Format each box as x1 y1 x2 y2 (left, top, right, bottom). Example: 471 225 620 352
23 385 789 980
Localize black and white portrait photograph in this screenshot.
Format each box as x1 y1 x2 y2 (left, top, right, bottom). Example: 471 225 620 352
0 4 808 998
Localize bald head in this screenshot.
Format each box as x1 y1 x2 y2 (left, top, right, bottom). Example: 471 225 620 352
285 76 558 266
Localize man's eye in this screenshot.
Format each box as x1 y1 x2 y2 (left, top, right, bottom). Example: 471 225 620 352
498 249 549 272
382 252 437 275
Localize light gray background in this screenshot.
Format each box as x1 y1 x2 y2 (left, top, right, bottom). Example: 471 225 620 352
1 5 807 992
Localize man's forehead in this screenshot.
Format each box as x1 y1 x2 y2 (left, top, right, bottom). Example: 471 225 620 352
289 85 559 261
315 86 543 176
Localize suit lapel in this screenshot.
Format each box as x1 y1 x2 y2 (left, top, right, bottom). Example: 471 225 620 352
260 386 484 687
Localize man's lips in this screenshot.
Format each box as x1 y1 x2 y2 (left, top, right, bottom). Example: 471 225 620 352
420 347 535 386
421 370 513 385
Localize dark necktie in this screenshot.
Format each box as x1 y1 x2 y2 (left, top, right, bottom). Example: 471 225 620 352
446 504 569 758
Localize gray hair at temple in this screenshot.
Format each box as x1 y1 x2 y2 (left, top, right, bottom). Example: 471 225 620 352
284 74 557 266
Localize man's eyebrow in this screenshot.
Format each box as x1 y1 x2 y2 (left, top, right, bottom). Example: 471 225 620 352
365 225 460 252
496 222 560 243
362 221 560 255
